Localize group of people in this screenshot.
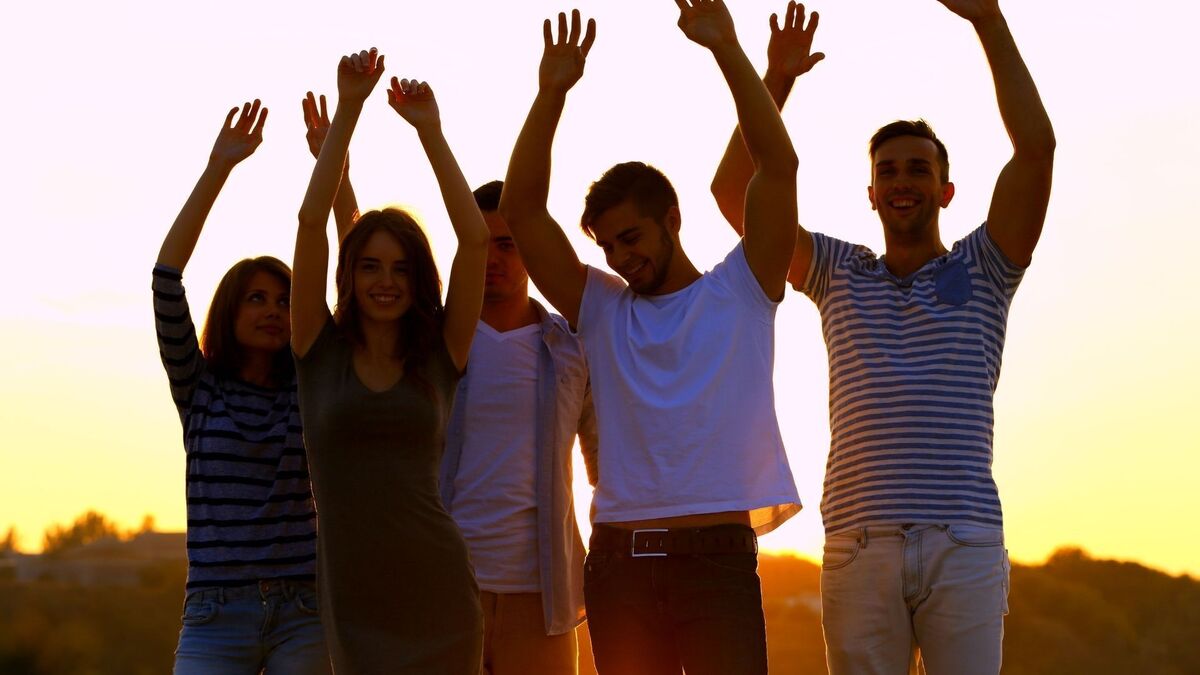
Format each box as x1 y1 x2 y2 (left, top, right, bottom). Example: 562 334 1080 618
153 0 1053 673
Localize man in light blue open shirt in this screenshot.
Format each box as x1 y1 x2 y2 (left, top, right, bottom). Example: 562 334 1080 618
440 181 597 675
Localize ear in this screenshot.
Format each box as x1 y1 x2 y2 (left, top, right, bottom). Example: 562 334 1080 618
940 182 955 208
665 205 682 233
867 185 878 211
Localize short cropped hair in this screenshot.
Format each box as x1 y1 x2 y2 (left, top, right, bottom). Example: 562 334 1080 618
869 119 950 183
581 162 679 238
473 180 503 212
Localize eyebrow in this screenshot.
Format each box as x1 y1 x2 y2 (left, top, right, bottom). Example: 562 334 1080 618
492 235 515 244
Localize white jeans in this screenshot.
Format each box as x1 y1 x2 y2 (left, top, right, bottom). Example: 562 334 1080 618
820 524 1010 675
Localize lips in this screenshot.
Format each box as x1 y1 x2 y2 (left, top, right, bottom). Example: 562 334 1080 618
258 325 284 336
618 260 647 280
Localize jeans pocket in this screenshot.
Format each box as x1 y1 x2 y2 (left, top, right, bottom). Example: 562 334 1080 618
945 524 1004 547
181 596 219 626
294 587 321 616
1001 548 1011 616
822 533 861 571
584 551 617 588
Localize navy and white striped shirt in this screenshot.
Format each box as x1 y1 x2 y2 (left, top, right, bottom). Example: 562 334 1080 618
153 265 317 589
802 224 1025 534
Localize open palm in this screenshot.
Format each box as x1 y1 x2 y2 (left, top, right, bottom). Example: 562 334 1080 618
210 100 266 167
767 2 825 78
675 0 736 49
337 48 386 104
540 10 596 93
387 77 440 131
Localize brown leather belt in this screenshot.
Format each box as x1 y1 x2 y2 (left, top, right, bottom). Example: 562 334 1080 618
590 523 758 558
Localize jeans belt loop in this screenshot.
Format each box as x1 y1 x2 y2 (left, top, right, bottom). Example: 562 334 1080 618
862 527 870 549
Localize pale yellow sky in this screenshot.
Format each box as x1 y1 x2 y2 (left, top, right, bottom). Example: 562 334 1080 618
2 1 1198 576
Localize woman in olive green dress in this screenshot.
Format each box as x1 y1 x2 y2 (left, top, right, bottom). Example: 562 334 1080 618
290 48 489 674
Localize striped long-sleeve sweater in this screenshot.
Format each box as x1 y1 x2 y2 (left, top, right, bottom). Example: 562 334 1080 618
153 264 317 589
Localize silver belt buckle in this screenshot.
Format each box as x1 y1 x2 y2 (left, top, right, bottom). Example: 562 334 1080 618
630 528 669 558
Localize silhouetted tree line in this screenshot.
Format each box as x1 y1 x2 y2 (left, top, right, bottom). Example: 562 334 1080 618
1 514 1197 673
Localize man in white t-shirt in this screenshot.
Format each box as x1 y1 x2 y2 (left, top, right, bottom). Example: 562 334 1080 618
711 2 1055 673
498 5 803 673
440 181 597 675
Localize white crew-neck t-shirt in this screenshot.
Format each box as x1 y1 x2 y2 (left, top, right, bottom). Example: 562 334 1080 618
576 241 800 534
449 322 541 592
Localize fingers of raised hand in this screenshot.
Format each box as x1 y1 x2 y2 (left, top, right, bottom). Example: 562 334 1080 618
581 18 597 56
251 107 268 137
786 1 797 28
303 91 317 129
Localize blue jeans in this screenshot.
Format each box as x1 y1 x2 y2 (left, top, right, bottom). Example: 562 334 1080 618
821 524 1011 675
173 579 331 675
583 543 767 674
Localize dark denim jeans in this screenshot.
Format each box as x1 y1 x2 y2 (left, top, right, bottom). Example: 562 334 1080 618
173 579 330 675
583 546 767 675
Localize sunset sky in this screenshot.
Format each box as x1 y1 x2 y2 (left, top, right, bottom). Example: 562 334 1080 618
2 1 1198 576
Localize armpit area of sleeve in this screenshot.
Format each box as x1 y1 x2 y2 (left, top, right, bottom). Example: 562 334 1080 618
573 265 624 337
791 231 822 295
293 313 337 364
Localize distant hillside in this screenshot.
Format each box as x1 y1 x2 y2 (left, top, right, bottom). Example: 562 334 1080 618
1 548 1197 673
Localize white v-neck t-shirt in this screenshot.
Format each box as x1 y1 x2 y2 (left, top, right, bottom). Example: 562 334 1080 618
576 241 801 534
449 322 541 591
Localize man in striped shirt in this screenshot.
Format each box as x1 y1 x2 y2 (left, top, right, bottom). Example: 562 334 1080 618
711 1 1055 672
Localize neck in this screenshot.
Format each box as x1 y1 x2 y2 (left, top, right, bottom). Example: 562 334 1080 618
882 224 947 278
649 252 702 296
480 294 539 333
239 350 276 388
359 317 402 361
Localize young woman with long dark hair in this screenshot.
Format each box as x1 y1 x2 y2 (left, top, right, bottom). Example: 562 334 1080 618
290 49 489 673
155 99 357 674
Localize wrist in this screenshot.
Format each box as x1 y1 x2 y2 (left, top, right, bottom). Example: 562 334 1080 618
971 11 1008 34
204 156 238 174
763 68 795 90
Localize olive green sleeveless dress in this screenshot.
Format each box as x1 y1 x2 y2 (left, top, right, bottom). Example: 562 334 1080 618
296 317 482 674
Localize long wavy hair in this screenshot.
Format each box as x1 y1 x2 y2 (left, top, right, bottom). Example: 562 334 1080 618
200 256 294 386
334 209 444 389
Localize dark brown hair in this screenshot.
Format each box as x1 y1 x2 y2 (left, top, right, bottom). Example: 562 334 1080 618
473 180 503 212
200 256 294 385
334 209 444 386
869 119 950 182
581 162 678 239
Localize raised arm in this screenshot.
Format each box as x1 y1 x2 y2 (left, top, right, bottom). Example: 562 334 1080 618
157 101 267 270
293 48 385 357
676 0 798 300
497 10 596 326
386 77 489 372
939 0 1054 266
303 91 361 244
710 1 822 288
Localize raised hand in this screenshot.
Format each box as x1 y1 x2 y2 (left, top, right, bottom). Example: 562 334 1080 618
387 77 440 131
337 48 386 104
767 2 824 78
935 0 1002 24
539 9 596 93
302 91 331 159
209 100 267 167
675 0 737 50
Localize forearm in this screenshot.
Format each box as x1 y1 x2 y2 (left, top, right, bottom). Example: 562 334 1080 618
299 100 363 229
332 167 360 244
157 160 235 270
975 14 1055 157
710 70 797 234
499 90 566 225
710 43 798 176
417 126 489 250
